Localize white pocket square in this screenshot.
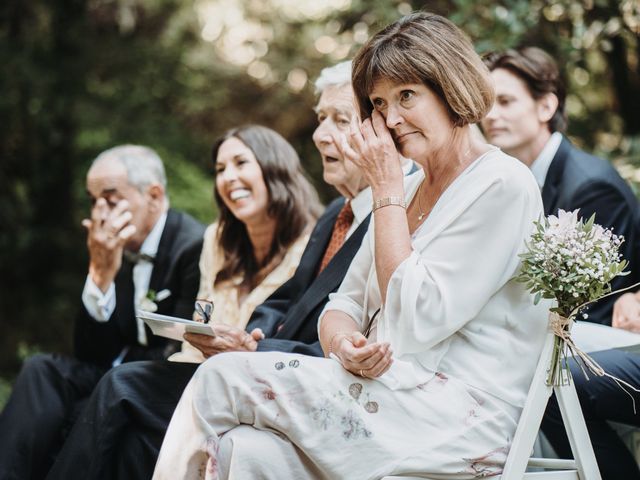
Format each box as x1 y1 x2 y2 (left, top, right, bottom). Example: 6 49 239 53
155 289 172 301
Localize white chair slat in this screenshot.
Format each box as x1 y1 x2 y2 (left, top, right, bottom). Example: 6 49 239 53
381 472 579 480
527 458 576 469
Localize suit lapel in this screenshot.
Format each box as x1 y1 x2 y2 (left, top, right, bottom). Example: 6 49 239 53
289 199 343 290
541 136 571 216
149 209 179 293
276 213 371 339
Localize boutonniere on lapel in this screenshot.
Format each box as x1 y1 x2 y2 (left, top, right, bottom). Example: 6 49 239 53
138 289 172 312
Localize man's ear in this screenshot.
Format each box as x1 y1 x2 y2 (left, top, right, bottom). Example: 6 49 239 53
536 93 559 124
146 184 166 212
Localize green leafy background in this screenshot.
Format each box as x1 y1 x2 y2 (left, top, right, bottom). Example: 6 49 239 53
1 0 639 405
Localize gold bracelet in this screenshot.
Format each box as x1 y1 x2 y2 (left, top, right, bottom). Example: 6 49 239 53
328 331 350 356
372 196 406 212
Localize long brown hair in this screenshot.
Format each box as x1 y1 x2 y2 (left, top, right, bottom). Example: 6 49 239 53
212 125 322 287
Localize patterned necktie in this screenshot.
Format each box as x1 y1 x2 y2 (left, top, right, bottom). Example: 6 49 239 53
318 201 354 273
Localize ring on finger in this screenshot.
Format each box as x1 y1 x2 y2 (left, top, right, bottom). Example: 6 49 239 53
359 368 367 378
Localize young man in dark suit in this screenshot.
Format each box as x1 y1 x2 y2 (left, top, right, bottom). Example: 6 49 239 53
44 61 389 480
482 46 640 326
482 47 640 480
0 145 205 480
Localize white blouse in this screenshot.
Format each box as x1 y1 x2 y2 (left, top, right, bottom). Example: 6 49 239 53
320 149 552 409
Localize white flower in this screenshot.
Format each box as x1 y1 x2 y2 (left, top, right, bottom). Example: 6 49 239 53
547 209 579 236
517 209 627 318
138 297 158 312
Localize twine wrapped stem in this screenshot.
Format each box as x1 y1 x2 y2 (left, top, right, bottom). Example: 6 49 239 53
547 309 640 413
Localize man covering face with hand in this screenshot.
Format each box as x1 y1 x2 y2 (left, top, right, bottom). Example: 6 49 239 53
0 145 205 480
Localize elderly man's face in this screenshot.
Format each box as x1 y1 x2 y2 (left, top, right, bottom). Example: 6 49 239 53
86 160 155 251
312 84 366 198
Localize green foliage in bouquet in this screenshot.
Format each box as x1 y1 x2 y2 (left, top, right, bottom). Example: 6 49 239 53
517 209 629 319
517 209 631 385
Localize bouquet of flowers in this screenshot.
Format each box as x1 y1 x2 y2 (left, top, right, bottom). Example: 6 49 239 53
516 209 629 385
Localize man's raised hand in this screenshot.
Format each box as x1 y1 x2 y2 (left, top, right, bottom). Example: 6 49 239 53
83 198 136 292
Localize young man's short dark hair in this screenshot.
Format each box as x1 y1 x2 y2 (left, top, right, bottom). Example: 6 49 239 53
484 47 567 133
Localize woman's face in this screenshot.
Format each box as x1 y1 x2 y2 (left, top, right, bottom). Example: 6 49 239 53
368 79 455 164
215 137 270 226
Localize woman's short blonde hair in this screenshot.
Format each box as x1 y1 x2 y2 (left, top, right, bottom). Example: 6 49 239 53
352 12 494 126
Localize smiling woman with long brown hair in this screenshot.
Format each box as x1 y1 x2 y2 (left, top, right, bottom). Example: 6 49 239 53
169 124 322 363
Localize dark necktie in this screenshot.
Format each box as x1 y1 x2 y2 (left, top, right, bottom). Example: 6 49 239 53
123 250 155 264
112 257 136 366
318 201 354 273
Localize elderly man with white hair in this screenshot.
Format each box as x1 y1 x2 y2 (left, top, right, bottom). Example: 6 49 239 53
0 145 205 480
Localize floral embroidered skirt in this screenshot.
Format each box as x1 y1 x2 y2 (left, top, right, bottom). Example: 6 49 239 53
152 352 520 479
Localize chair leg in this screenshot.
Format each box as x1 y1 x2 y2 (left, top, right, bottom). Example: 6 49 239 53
555 380 601 480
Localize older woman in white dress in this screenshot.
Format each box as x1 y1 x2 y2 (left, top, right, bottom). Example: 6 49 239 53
152 12 550 479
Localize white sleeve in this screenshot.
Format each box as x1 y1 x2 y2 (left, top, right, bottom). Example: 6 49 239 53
318 228 373 333
381 170 541 354
81 275 116 322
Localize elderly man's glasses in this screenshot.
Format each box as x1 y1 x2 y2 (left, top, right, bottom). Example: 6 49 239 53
194 299 213 324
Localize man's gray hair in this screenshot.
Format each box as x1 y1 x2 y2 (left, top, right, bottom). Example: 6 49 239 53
314 60 352 95
92 145 167 192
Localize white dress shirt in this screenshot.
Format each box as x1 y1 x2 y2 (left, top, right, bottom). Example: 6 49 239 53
81 212 168 350
345 185 372 238
530 131 563 189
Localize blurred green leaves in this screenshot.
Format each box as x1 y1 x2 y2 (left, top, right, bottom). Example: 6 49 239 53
0 0 638 377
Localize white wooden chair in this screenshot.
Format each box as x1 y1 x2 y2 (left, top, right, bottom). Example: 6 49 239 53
382 329 602 480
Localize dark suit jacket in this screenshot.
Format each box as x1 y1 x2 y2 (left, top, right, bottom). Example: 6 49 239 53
74 209 205 368
542 137 640 324
247 197 371 357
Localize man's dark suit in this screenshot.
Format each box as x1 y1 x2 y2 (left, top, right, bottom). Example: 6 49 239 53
74 209 205 366
45 197 371 480
540 138 640 479
0 209 204 480
541 136 640 325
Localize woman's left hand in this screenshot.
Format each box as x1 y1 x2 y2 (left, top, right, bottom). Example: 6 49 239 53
334 110 404 196
334 331 394 378
184 325 264 357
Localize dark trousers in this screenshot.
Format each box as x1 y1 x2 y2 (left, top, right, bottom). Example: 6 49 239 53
0 354 106 480
541 349 640 480
46 360 197 480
